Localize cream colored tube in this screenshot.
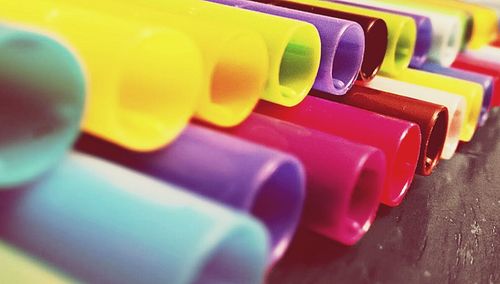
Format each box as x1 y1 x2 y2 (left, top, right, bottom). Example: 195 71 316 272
466 46 500 65
364 76 466 159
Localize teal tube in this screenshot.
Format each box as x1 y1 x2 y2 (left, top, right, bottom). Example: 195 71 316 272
0 26 85 187
0 152 269 284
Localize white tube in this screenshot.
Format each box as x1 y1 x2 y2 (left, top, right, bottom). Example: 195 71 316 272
465 46 500 65
338 0 463 66
365 76 467 159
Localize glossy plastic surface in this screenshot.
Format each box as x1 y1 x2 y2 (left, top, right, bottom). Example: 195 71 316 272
0 0 205 151
389 69 483 142
211 0 364 95
334 0 432 68
255 96 421 207
204 113 386 245
76 125 305 264
286 0 416 76
362 76 466 159
465 46 500 65
0 26 85 187
0 152 269 284
453 53 500 108
340 0 466 66
319 85 448 176
254 0 388 81
422 62 493 126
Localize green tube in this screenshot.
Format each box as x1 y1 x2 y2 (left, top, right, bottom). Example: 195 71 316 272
288 0 416 76
0 25 85 187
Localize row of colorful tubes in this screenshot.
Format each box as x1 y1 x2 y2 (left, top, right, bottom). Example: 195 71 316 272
1 0 500 283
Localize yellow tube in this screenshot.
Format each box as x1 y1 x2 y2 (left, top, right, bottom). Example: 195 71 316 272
0 1 204 151
72 0 321 107
0 241 73 283
423 0 499 49
287 0 416 76
392 69 483 142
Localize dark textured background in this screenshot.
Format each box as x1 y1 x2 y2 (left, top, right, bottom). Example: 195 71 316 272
269 109 500 284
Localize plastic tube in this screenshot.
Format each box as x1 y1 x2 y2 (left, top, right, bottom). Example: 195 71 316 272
317 85 448 176
0 26 85 187
361 76 465 159
388 69 483 142
75 125 305 264
284 0 416 76
421 62 493 126
453 54 500 108
465 46 500 65
0 152 269 284
83 0 321 107
334 0 432 68
337 0 466 66
0 241 73 283
255 96 420 207
209 0 364 96
422 0 498 49
253 0 388 81
0 1 205 151
202 113 386 245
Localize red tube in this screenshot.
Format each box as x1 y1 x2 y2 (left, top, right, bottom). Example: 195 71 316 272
452 53 500 108
255 97 421 206
314 85 448 176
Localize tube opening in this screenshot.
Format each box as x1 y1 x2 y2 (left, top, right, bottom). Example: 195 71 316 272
394 21 415 71
344 165 382 243
250 160 304 263
331 25 364 91
193 221 266 284
423 109 448 174
443 102 465 158
440 23 461 66
117 33 201 151
209 33 267 126
361 19 388 80
278 25 319 103
386 124 421 205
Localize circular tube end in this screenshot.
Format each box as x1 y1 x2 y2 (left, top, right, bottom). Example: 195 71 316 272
359 18 388 81
420 107 449 176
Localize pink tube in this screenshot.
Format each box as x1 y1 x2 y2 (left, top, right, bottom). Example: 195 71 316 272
201 113 386 245
256 96 421 206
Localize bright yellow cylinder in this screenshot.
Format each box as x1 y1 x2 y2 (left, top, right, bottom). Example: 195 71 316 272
0 1 205 151
0 241 73 283
85 0 321 107
393 69 483 142
288 0 416 76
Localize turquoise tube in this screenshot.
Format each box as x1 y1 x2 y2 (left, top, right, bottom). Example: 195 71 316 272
0 152 269 284
0 26 85 187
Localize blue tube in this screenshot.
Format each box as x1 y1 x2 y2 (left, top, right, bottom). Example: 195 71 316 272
0 152 268 284
76 124 305 264
421 62 493 126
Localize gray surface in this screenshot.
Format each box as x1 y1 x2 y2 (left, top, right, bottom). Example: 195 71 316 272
269 109 500 284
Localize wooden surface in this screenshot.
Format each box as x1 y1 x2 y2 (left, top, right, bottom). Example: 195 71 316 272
269 109 500 284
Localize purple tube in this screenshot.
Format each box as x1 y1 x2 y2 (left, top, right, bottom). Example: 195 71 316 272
208 0 365 95
335 0 432 68
421 63 493 127
76 124 305 264
202 113 387 245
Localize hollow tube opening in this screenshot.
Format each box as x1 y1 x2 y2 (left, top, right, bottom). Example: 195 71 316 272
209 33 267 126
331 25 364 92
394 21 415 72
250 160 304 263
361 19 388 80
192 221 266 284
278 25 320 104
443 102 466 159
344 165 382 243
386 124 421 205
117 33 201 151
423 109 448 175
